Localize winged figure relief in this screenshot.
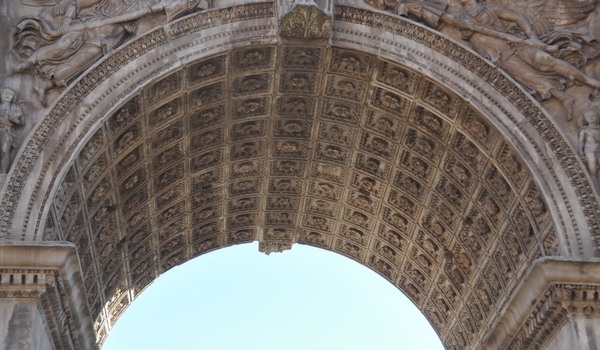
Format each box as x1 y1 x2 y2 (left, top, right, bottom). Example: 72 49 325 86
13 0 212 106
364 0 600 120
490 0 599 67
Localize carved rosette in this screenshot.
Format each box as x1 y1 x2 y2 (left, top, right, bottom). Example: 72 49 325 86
280 4 331 39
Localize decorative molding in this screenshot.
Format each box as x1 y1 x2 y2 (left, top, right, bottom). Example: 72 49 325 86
485 257 600 349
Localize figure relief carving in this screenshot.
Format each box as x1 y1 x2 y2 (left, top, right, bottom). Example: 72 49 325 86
0 86 25 173
365 0 600 120
12 0 212 105
578 107 600 190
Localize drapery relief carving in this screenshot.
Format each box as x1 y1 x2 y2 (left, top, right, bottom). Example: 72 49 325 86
10 0 212 107
365 0 600 192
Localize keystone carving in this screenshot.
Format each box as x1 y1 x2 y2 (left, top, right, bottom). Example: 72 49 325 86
280 4 332 39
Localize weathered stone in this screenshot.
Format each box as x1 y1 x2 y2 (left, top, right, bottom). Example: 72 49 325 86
1 1 600 349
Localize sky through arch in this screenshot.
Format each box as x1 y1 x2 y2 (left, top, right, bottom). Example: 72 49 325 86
102 243 444 350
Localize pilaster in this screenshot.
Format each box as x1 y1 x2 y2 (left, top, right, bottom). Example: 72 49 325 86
0 242 98 350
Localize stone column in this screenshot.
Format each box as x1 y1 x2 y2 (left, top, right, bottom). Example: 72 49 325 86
0 242 98 350
484 257 600 350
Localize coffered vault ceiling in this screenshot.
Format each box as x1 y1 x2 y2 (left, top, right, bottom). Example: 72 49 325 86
47 45 557 348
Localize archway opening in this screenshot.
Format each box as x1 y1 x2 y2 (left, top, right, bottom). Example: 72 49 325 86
101 243 444 350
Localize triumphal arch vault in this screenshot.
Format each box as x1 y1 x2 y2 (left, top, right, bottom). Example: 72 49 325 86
3 0 600 348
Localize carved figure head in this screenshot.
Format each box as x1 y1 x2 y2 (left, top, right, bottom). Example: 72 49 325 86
0 86 16 104
583 107 600 126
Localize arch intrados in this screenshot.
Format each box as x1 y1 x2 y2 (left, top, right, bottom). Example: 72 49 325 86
4 3 590 252
0 3 596 348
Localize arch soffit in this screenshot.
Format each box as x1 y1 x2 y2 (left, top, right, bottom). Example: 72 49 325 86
3 2 593 349
2 2 594 255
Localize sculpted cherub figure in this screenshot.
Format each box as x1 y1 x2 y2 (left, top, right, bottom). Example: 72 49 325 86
0 87 24 174
578 107 600 190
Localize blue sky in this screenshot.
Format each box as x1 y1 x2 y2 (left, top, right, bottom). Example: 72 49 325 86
102 242 444 350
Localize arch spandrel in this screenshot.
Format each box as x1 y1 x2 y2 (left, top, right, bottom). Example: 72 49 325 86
1 2 600 349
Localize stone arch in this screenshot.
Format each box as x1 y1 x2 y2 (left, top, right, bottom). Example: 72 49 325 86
2 2 600 349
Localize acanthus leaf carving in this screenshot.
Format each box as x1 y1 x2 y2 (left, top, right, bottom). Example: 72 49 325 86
280 4 332 39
